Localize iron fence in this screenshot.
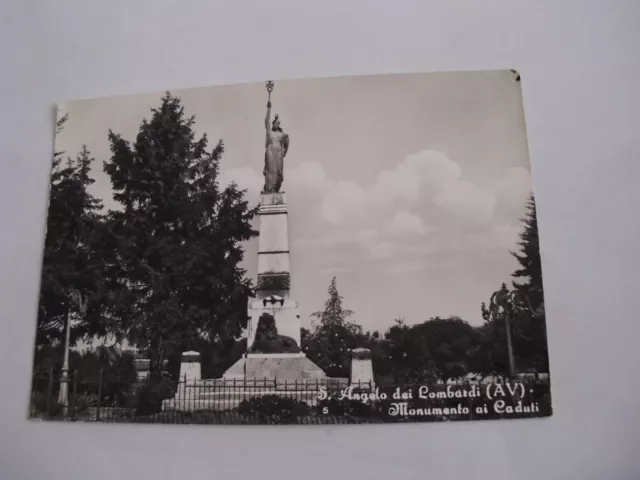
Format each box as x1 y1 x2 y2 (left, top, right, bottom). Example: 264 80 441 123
29 371 552 425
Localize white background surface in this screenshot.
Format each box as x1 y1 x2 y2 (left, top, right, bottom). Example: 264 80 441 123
1 1 639 478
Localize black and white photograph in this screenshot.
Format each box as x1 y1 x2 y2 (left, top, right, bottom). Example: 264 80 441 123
30 70 551 425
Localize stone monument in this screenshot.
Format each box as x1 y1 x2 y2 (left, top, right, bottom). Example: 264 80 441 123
163 82 369 411
223 81 326 382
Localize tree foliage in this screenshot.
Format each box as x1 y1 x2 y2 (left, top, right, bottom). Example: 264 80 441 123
37 142 104 346
34 100 550 392
303 277 362 377
480 194 549 374
302 195 550 382
310 277 354 326
102 93 258 372
511 194 544 310
383 316 486 383
32 345 138 401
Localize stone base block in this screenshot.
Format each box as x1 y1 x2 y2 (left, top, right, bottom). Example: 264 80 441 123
350 348 375 386
223 353 326 382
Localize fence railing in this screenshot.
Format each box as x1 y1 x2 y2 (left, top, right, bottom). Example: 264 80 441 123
29 371 552 425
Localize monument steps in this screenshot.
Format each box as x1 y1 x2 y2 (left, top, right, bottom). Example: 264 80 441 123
184 378 348 389
161 375 350 412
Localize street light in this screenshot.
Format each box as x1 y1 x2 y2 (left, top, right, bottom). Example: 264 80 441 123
58 289 86 417
481 283 526 379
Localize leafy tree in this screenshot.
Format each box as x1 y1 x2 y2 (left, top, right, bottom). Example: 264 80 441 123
199 336 247 379
419 317 482 381
383 316 482 383
383 319 434 384
102 93 258 374
37 143 104 346
303 277 362 377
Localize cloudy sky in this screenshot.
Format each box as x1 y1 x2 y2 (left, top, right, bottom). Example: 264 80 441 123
55 69 533 333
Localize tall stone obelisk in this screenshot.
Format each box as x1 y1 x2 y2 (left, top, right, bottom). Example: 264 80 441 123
256 192 291 300
245 191 302 348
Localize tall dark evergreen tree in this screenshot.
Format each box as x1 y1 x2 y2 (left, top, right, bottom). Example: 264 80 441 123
102 93 258 373
480 193 549 374
511 194 544 310
310 277 354 326
38 142 104 346
510 194 548 372
304 277 361 377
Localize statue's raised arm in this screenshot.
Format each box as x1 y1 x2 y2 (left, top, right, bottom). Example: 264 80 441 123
265 80 274 129
264 101 271 147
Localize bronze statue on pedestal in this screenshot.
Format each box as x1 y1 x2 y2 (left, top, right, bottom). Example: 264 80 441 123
263 81 289 194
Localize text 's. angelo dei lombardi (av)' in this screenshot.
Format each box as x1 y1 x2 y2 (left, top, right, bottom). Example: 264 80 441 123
317 383 542 418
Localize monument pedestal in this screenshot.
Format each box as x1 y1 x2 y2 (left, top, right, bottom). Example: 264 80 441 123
245 297 301 350
256 192 290 299
248 192 302 350
222 191 328 382
223 353 327 382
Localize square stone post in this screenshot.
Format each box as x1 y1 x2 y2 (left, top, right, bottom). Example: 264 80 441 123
178 351 201 394
350 348 375 388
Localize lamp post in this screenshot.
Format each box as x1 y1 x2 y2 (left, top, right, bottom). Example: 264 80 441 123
482 283 522 379
58 289 86 417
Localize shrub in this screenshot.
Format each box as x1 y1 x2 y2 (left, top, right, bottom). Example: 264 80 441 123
30 392 63 418
316 396 375 417
70 394 96 415
237 395 310 424
135 374 176 416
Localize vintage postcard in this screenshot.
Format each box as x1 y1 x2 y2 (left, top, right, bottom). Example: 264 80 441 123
30 70 551 424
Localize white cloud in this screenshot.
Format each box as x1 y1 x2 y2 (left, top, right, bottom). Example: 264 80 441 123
400 243 438 255
319 265 352 275
233 151 530 265
293 150 516 231
367 167 421 206
287 161 329 192
349 229 379 245
433 179 497 225
387 261 426 274
306 228 395 259
320 180 366 225
491 224 522 250
366 150 461 208
446 224 522 253
368 240 395 259
317 149 500 226
294 229 378 247
493 166 532 212
386 212 430 235
403 149 461 191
